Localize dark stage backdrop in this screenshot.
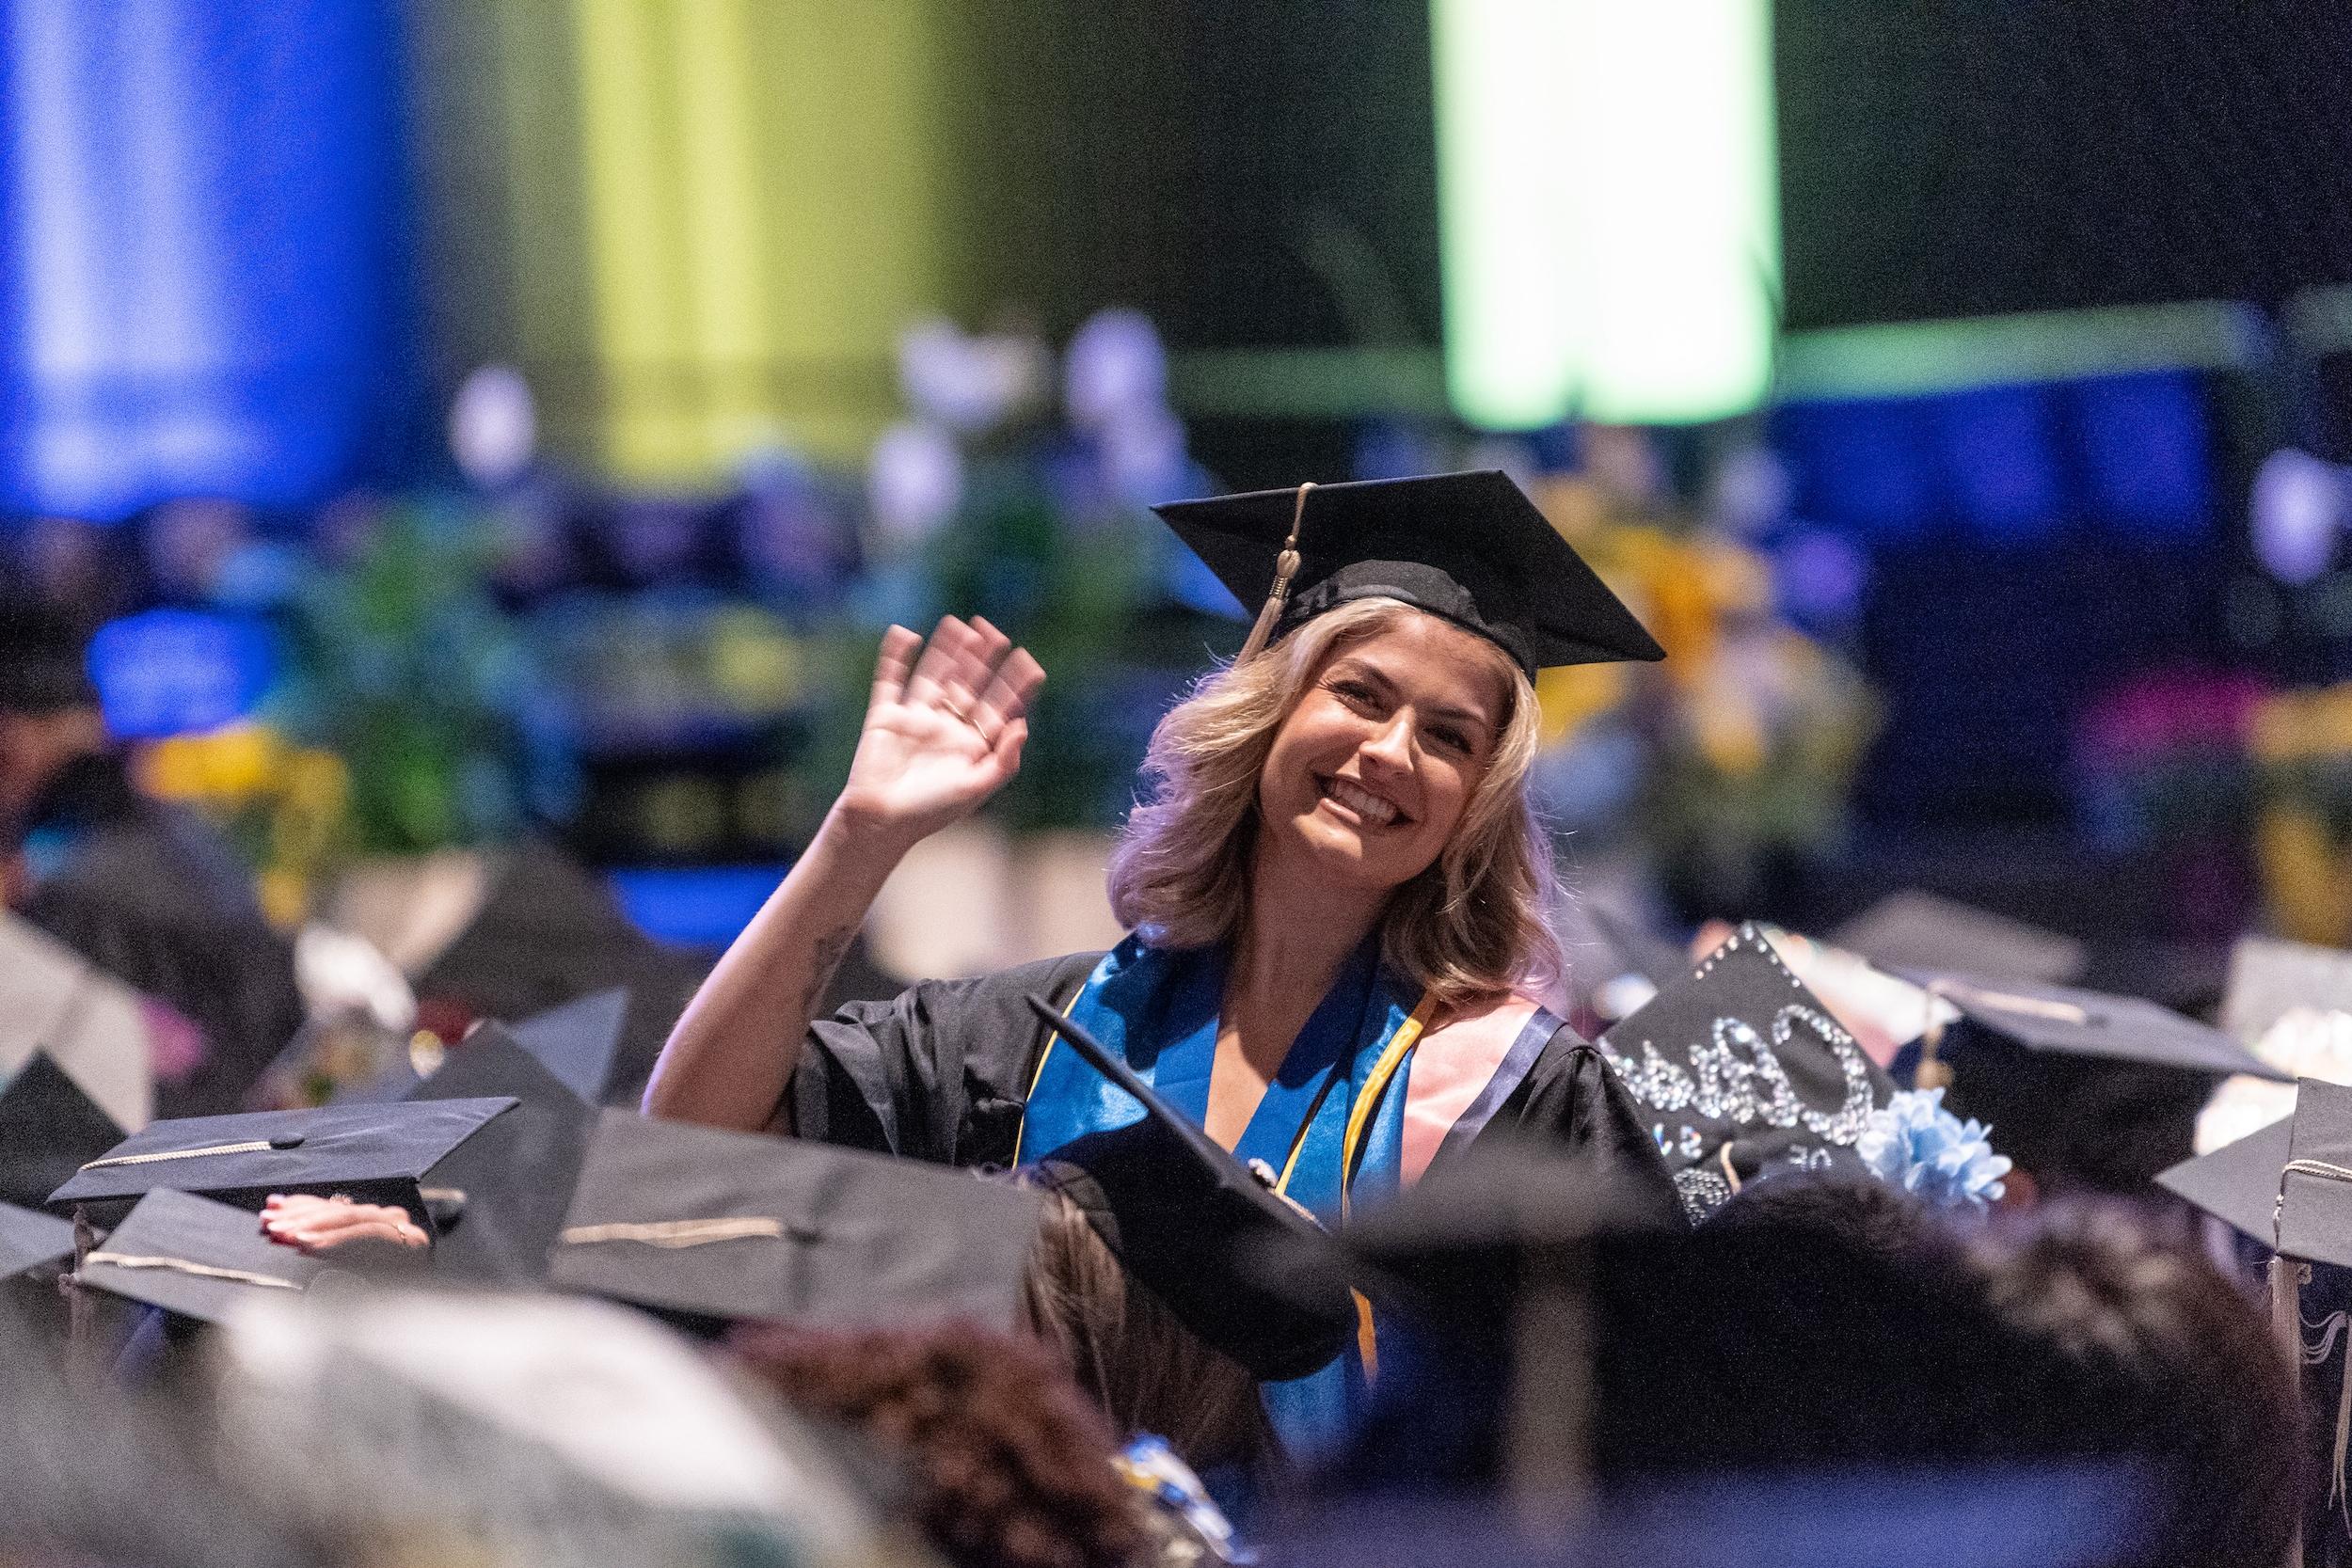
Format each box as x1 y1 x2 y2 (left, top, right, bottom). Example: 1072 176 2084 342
1777 0 2352 330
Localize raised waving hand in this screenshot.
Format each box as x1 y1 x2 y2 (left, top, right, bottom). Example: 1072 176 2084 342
834 615 1046 850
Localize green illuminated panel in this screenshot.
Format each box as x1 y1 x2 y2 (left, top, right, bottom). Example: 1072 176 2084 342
1434 0 1780 428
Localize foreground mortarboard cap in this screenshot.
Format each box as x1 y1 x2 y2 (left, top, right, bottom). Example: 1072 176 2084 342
1830 892 2086 987
403 1022 596 1283
213 1288 889 1568
48 1096 518 1221
1019 993 1356 1382
75 1188 325 1322
1152 469 1664 676
550 1108 1045 1331
1903 970 2289 1081
2158 1080 2352 1268
0 1200 75 1279
0 1051 128 1210
2221 934 2352 1049
1316 1136 1667 1332
1598 924 1894 1224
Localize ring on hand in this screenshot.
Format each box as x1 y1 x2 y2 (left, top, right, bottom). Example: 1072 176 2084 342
941 697 983 732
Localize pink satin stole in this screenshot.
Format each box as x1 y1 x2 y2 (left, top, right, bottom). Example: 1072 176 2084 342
1397 996 1543 1186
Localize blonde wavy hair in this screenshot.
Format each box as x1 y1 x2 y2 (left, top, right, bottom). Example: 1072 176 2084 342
1106 597 1562 1009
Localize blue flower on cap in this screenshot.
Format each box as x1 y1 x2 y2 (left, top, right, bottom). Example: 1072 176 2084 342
1857 1087 2012 1212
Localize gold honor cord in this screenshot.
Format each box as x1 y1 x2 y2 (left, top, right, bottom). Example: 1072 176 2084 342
559 1218 787 1249
79 1139 281 1170
81 1252 304 1291
1236 482 1314 664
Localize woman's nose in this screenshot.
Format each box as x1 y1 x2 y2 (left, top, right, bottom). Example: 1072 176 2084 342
1359 713 1415 768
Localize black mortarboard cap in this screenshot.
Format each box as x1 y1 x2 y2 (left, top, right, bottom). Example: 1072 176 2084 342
413 842 710 1107
549 1109 1046 1332
2158 1081 2352 1267
1018 993 1356 1382
402 1022 596 1283
2155 1116 2293 1251
75 1188 324 1323
1831 892 2086 987
1598 924 1895 1223
507 987 628 1103
0 1200 75 1279
0 1052 128 1210
48 1097 517 1225
1905 972 2289 1081
2220 935 2352 1050
1152 470 1663 676
2280 1080 2352 1266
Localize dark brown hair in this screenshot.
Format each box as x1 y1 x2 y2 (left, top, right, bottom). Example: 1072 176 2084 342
727 1318 1142 1568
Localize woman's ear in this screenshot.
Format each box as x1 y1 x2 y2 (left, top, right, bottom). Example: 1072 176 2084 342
1997 1166 2042 1212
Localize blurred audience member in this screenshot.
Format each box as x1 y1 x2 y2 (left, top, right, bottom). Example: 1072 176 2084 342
730 1318 1145 1568
1968 1203 2303 1568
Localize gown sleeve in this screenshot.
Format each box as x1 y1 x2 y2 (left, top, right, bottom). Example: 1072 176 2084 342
1489 1022 1689 1230
785 951 1102 1169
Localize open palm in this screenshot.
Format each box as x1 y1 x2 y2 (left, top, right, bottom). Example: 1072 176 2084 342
836 615 1046 847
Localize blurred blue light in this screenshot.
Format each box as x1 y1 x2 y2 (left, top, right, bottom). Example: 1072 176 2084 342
1772 370 2214 543
2073 371 2210 534
87 606 275 737
607 864 787 950
1772 397 1936 538
0 1 410 516
1932 386 2060 542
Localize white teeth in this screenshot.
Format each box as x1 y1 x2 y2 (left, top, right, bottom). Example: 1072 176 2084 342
1325 778 1398 826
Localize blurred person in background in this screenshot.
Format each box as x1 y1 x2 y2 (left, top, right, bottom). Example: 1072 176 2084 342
0 596 302 1115
730 1318 1148 1568
647 473 1683 1461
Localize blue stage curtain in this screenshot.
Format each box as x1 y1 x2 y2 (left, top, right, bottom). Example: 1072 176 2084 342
0 1 414 517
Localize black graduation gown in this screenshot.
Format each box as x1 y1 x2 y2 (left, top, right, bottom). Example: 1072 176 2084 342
786 951 1684 1228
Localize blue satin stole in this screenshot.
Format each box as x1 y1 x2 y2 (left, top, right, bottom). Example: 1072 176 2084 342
1016 933 1424 1459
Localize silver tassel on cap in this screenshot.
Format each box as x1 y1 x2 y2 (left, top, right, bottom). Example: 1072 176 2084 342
1237 482 1314 663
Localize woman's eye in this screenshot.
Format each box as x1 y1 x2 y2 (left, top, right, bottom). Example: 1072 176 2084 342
1429 727 1472 755
1330 680 1380 708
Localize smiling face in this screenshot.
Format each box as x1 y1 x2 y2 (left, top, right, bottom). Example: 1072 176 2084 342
1253 610 1515 900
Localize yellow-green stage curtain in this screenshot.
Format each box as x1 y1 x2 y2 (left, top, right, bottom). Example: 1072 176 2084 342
416 0 960 482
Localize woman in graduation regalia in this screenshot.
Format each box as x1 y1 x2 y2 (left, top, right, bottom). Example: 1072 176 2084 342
647 470 1681 1453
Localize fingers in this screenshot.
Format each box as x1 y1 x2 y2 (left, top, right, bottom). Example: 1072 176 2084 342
938 617 1011 717
900 616 977 705
262 1195 429 1252
867 625 922 713
984 716 1029 781
974 645 1046 735
893 615 1044 747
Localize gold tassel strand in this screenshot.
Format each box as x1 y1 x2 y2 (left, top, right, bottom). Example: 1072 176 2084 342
1237 482 1314 664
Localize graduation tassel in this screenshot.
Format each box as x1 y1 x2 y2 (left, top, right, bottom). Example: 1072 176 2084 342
1915 981 1953 1092
1237 483 1314 664
2275 1209 2308 1568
